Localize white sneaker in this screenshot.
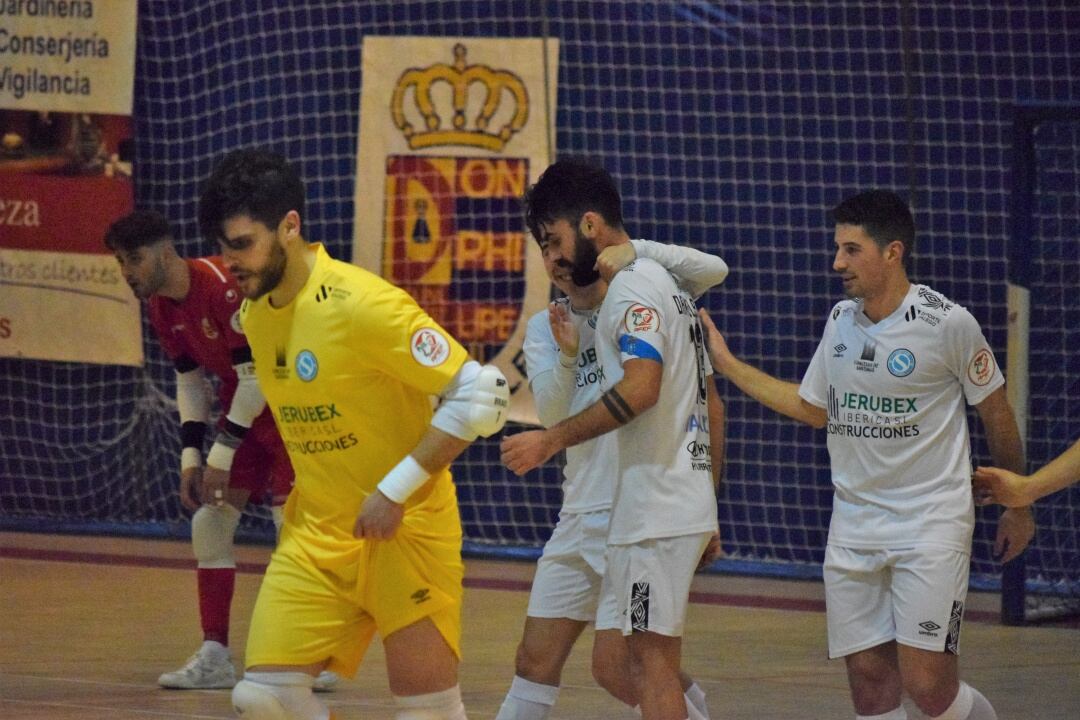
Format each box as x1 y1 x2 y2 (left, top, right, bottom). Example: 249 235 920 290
158 641 237 689
313 669 340 692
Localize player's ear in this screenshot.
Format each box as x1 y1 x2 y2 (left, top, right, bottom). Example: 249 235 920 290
887 240 904 264
578 211 598 238
280 210 301 242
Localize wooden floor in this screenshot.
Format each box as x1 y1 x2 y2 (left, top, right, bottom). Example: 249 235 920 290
1 532 1077 719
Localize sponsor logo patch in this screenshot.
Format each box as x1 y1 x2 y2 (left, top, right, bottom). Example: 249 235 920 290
230 310 243 334
411 328 451 367
624 304 659 333
967 348 996 386
296 350 319 382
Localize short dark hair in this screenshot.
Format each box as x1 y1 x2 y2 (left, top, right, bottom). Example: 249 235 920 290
103 210 172 253
830 189 915 267
523 159 623 244
198 148 305 242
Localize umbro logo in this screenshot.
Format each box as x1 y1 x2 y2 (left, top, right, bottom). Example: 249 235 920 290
411 588 431 604
832 343 847 357
918 620 941 635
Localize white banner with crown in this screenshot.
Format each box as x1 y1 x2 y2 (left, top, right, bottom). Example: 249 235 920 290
354 36 558 425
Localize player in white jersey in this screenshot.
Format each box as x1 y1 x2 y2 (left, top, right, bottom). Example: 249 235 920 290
495 234 728 720
698 189 1034 720
502 160 723 720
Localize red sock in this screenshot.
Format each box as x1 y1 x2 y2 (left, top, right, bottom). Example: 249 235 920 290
197 567 235 646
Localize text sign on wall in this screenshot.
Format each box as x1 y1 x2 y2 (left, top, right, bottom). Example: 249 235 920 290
0 0 138 115
355 36 559 424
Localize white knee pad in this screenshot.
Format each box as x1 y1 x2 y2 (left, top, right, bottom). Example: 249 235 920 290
232 679 290 719
395 685 468 720
233 673 328 720
192 504 241 569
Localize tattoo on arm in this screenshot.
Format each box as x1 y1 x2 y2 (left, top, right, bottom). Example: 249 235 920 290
601 388 636 425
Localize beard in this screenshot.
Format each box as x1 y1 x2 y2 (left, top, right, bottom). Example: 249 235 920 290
247 241 287 299
570 229 600 287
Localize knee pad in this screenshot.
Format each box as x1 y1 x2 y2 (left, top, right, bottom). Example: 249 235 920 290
192 504 240 568
232 679 290 720
234 673 328 720
394 686 467 720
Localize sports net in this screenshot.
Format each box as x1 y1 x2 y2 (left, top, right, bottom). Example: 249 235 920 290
1009 111 1080 620
1 3 1077 605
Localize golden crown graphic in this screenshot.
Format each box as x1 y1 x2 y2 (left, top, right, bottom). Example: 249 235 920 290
391 43 530 152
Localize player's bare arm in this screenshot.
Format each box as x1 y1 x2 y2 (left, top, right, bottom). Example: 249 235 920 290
501 357 662 476
975 386 1035 563
698 308 827 428
975 438 1080 507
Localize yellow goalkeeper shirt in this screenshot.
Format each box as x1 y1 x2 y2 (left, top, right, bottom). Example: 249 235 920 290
240 244 468 563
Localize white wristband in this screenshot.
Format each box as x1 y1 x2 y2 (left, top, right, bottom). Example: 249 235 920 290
180 447 202 471
377 455 430 504
206 441 237 470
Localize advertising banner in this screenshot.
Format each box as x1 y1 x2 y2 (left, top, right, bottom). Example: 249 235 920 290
0 1 141 365
354 36 558 423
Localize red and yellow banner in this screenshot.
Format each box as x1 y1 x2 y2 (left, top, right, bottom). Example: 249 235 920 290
355 37 559 424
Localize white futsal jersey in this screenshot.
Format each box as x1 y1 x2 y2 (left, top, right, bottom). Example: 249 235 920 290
524 303 615 513
595 257 718 545
524 239 729 515
798 284 1005 552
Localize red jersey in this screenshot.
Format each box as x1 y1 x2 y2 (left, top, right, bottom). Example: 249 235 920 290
148 256 249 411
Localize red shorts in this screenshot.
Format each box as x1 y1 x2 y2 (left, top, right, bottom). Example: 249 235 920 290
228 410 294 506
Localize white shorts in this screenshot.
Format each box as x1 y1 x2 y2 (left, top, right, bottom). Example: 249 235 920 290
527 510 620 629
823 544 970 659
606 532 712 638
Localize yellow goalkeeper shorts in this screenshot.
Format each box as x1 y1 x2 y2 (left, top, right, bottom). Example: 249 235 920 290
243 510 464 677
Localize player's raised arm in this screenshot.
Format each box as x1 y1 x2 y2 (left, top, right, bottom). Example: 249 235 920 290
523 301 579 428
697 308 827 428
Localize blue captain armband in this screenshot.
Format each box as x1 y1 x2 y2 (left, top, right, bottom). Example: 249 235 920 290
618 334 663 363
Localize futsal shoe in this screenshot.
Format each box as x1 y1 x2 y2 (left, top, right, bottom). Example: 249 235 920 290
158 640 237 689
313 669 341 692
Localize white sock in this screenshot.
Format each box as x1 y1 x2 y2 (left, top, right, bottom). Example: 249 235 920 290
684 682 710 719
856 707 908 720
395 685 468 720
930 682 996 720
495 676 558 720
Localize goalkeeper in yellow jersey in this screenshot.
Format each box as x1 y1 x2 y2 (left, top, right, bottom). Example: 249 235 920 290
198 148 509 720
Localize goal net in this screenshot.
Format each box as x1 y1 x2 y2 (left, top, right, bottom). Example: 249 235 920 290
1 3 1076 607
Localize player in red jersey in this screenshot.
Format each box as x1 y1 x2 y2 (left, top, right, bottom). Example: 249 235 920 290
105 210 336 692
